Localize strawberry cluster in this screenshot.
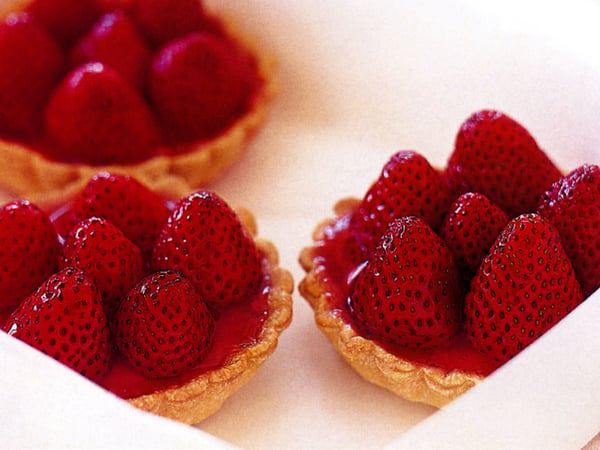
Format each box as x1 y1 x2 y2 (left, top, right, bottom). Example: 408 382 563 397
0 0 259 164
342 109 599 365
0 172 264 382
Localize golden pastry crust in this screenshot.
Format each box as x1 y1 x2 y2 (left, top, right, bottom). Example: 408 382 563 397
298 198 483 408
130 215 294 424
0 2 277 204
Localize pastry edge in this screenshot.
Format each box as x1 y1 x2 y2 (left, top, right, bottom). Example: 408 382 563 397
0 3 278 204
298 198 484 409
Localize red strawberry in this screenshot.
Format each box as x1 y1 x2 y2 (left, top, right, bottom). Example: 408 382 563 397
348 151 450 261
444 110 562 217
5 267 111 382
27 0 101 48
128 0 208 47
149 32 251 142
0 12 64 140
114 270 214 378
44 62 161 165
70 172 170 262
68 10 152 92
537 164 600 297
60 216 145 315
439 192 510 281
0 200 60 316
348 216 464 348
464 213 583 364
152 191 262 307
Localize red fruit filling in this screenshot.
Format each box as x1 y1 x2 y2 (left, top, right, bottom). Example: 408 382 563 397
306 109 598 379
0 1 263 165
0 176 274 400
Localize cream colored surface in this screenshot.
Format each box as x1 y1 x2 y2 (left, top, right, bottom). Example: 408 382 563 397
2 0 600 448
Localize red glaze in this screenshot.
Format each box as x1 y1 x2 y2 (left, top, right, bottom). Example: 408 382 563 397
40 197 271 399
315 210 499 377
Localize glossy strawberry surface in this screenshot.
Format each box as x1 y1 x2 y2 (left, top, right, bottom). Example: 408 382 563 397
348 150 450 262
464 213 584 363
5 267 111 382
537 164 600 297
70 172 170 262
44 62 161 164
0 200 60 316
349 216 463 348
59 216 145 316
0 12 64 140
445 110 562 217
114 270 215 378
152 191 262 307
439 192 510 281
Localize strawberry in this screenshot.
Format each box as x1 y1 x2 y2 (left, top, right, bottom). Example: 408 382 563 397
439 192 510 281
0 12 64 141
44 62 161 165
70 172 170 262
27 0 101 48
114 270 214 378
152 191 262 307
444 110 562 217
537 164 600 297
68 10 152 92
128 0 208 47
464 213 583 364
348 215 464 348
5 267 111 382
0 200 60 316
149 32 251 142
59 216 145 316
348 151 450 261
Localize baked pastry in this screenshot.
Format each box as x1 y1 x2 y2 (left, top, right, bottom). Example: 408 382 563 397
299 109 597 407
2 172 293 424
0 0 276 203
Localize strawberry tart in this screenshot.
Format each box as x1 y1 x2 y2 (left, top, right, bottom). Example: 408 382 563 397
299 109 599 407
1 172 293 424
0 0 276 203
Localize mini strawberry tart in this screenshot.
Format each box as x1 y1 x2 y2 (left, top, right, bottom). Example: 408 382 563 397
0 0 276 203
1 172 293 424
299 109 599 407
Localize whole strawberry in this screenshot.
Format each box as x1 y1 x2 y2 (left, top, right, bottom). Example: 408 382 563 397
464 213 583 364
69 10 152 92
0 12 64 140
348 151 450 261
114 270 214 378
27 0 100 48
348 216 463 348
5 267 111 382
439 192 510 281
0 200 60 316
70 172 170 262
128 0 209 47
44 62 161 165
149 32 251 142
60 217 145 316
152 191 262 307
537 164 600 297
444 110 562 217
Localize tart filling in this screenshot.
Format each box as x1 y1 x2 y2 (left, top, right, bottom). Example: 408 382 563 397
299 199 488 408
1 173 293 424
299 110 598 407
0 0 277 203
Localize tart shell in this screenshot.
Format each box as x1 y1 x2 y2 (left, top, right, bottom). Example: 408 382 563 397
298 198 483 408
130 211 294 424
0 2 278 204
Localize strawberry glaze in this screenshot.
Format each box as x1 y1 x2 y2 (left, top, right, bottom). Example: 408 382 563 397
33 201 270 400
316 211 500 377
